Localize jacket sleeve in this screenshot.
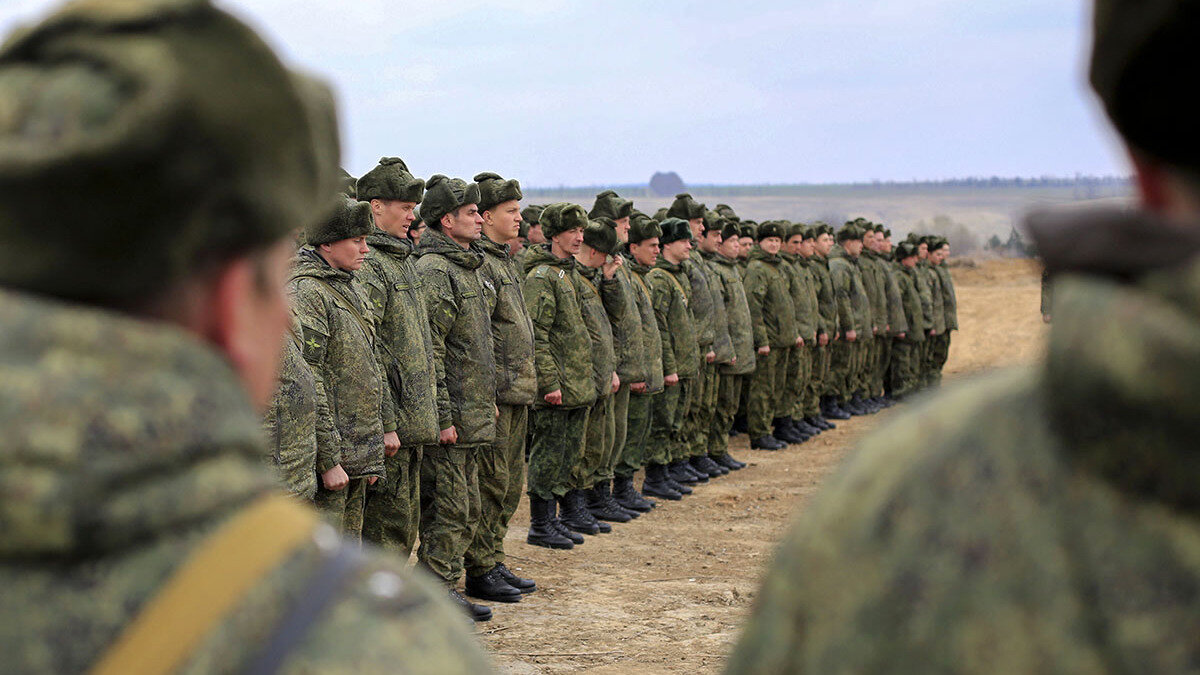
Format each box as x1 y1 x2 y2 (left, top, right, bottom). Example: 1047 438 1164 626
744 267 770 349
523 270 562 396
421 267 458 431
648 273 678 376
289 282 345 473
355 263 399 435
830 263 855 335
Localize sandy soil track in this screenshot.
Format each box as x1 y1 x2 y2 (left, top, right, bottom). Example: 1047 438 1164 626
482 259 1046 674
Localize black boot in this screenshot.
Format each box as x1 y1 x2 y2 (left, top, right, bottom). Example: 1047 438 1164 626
663 462 694 494
465 566 523 603
614 474 656 511
784 416 814 440
449 587 492 622
558 490 600 535
642 463 684 500
690 455 725 478
795 417 823 436
714 453 746 470
680 458 710 483
732 414 749 434
846 396 869 416
773 418 806 444
526 496 575 550
669 459 699 485
807 415 834 431
823 397 852 420
495 562 536 593
587 483 633 522
750 434 785 450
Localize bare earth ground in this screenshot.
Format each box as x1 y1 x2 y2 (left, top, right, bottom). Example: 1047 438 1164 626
481 259 1047 674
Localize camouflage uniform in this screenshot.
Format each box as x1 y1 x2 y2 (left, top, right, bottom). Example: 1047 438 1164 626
465 236 536 577
619 254 667 478
522 244 596 500
728 208 1200 675
606 259 648 484
648 257 700 464
828 245 872 403
683 249 721 460
879 251 910 395
889 261 927 399
930 259 958 384
808 251 839 412
919 259 947 389
570 262 622 490
859 249 888 398
414 227 497 585
358 230 440 557
781 251 819 422
743 246 798 438
290 248 391 539
705 250 757 457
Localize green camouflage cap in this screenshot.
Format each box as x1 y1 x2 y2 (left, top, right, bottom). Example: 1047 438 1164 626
895 241 919 260
666 193 707 220
837 223 865 242
702 210 725 235
540 202 589 239
654 207 670 220
1090 0 1200 169
813 221 834 237
589 190 634 220
757 222 786 242
720 220 741 241
421 175 480 225
658 217 692 245
787 222 808 241
474 171 522 213
358 157 425 203
583 220 620 254
714 203 740 221
339 168 358 199
628 216 662 244
0 0 341 305
739 223 758 240
521 204 544 225
907 232 924 245
306 196 374 246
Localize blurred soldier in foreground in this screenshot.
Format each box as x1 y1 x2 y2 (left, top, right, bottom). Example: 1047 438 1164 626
0 1 489 672
728 0 1200 671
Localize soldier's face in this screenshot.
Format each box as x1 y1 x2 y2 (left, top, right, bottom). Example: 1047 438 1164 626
320 236 370 272
407 222 426 246
718 235 740 259
552 227 584 256
760 237 782 255
918 243 929 259
630 238 660 267
444 204 484 246
786 236 804 255
662 239 691 263
863 232 876 250
484 200 522 243
700 231 722 253
901 255 918 268
844 238 864 256
372 199 416 237
614 217 631 243
932 245 950 264
527 223 546 245
689 219 704 239
815 233 834 256
800 238 816 256
882 236 893 253
577 243 607 268
738 237 753 257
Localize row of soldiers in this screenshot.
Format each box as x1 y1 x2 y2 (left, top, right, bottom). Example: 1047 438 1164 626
262 155 958 623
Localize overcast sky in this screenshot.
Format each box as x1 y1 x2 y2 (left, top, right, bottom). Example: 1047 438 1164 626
2 0 1127 187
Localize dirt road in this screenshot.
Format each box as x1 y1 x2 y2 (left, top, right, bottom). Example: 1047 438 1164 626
482 259 1045 674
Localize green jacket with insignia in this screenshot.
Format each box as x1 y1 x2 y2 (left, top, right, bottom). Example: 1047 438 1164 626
522 244 596 409
0 288 492 675
782 253 819 344
575 262 622 399
624 254 666 393
810 253 838 337
480 236 537 407
648 258 700 379
415 228 497 444
934 262 958 331
893 263 927 343
700 253 735 364
882 253 910 336
921 260 947 335
608 263 648 386
357 230 440 447
705 251 757 375
828 246 872 336
859 250 889 334
744 247 798 350
685 249 717 351
289 248 388 479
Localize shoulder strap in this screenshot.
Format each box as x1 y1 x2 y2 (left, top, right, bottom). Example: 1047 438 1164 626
649 268 689 306
309 277 401 363
90 495 320 675
576 272 600 299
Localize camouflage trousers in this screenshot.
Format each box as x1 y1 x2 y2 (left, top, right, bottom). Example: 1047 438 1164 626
616 391 657 478
801 344 826 418
587 383 629 486
785 344 813 419
572 394 614 490
684 362 719 458
465 404 528 577
860 335 880 397
314 477 368 543
648 377 691 465
872 335 892 396
888 339 923 399
417 443 481 584
830 338 868 402
362 445 422 558
748 348 787 437
930 332 952 385
709 373 741 457
526 405 589 501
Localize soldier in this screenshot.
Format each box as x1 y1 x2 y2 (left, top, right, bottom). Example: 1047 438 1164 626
618 217 668 506
290 199 390 540
798 225 837 431
856 225 887 413
0 1 488 671
743 222 797 450
827 223 873 416
888 242 925 400
918 235 947 390
413 175 497 622
463 172 539 603
729 2 1200 670
642 218 702 498
778 224 820 443
703 219 754 470
354 157 441 563
263 311 332 501
522 203 595 549
514 204 545 270
876 226 909 403
928 236 957 386
811 222 848 422
691 212 736 476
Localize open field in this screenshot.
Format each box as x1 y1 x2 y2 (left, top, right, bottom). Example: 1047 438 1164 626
480 258 1048 673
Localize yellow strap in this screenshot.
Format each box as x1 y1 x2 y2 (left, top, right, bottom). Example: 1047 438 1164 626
648 268 689 307
90 495 320 675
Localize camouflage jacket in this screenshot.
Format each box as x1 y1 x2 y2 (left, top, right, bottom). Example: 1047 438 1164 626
648 257 700 379
920 260 947 335
415 228 497 445
0 288 491 675
623 254 666 393
934 262 959 331
705 251 757 376
357 230 440 447
728 207 1200 675
859 250 889 334
809 253 838 337
608 262 648 385
828 246 871 335
575 262 622 399
685 249 717 350
744 246 798 349
882 253 910 337
262 317 336 499
522 244 596 409
289 248 387 479
781 252 819 345
700 253 736 364
480 236 537 406
893 263 927 343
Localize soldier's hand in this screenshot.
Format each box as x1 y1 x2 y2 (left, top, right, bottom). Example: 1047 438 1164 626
872 327 878 335
796 336 804 347
322 465 350 491
631 381 648 393
612 372 621 393
898 332 907 339
818 333 829 346
757 346 770 356
383 431 401 457
928 329 938 337
730 356 737 366
544 389 563 405
665 373 680 386
439 426 459 444
603 256 622 279
495 403 500 420
706 350 716 363
846 330 858 342
367 476 379 486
